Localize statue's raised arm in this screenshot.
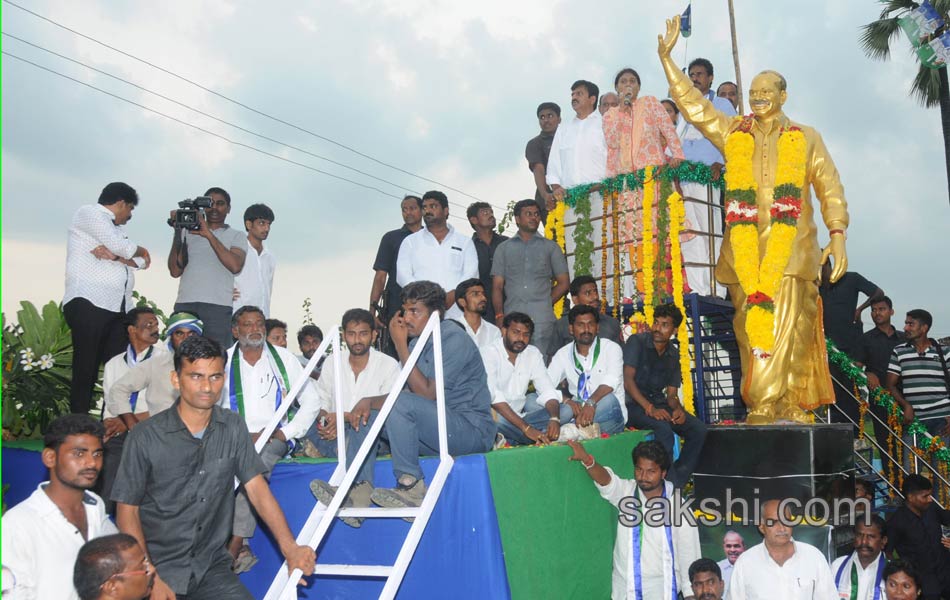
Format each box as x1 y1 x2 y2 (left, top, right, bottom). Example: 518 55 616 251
657 15 681 60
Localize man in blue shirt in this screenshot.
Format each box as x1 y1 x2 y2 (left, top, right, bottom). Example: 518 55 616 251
677 58 737 298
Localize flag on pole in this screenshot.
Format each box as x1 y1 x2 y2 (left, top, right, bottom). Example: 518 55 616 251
898 0 944 48
681 4 692 38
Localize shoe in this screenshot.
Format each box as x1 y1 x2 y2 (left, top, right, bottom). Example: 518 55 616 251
493 432 508 449
297 438 323 458
231 543 258 574
371 476 427 522
309 479 370 528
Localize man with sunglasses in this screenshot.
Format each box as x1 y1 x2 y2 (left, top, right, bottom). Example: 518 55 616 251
73 533 154 600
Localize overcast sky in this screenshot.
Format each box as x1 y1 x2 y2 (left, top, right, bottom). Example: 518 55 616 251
3 0 948 343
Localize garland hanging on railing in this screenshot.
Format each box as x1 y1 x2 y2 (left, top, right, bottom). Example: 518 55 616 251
641 166 657 328
667 188 694 415
545 201 568 319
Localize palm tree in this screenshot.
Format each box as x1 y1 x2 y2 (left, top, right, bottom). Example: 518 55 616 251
860 0 950 206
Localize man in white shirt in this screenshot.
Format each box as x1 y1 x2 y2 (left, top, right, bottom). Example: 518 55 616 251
219 305 320 571
829 516 888 600
568 439 700 600
546 80 607 279
99 307 162 512
305 309 401 527
452 278 501 350
481 312 563 446
64 182 151 415
548 305 627 437
717 530 746 596
2 415 118 600
233 203 277 317
728 499 837 599
396 190 479 320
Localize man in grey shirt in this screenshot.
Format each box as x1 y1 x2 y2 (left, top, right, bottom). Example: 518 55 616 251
492 199 570 360
167 187 247 347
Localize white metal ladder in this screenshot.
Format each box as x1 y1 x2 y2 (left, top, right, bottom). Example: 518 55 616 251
262 313 454 600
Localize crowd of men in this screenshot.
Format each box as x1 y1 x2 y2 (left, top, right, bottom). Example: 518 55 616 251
2 52 948 600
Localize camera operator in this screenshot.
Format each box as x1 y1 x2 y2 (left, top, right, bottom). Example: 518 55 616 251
167 187 247 346
64 182 151 415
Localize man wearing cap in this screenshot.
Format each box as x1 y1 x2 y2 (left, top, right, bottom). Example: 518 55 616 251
105 311 204 422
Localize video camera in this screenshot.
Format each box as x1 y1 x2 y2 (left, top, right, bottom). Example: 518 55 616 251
167 196 213 231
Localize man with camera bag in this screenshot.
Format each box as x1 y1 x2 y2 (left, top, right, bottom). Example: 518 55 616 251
167 187 247 347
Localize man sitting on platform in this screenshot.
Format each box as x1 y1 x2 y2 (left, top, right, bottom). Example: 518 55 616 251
296 324 325 380
305 309 401 526
220 305 320 572
73 533 154 600
688 559 725 600
553 275 623 349
567 439 700 600
2 415 118 600
623 303 707 488
481 312 564 446
265 318 288 348
548 305 626 437
830 515 888 600
729 499 836 599
452 278 501 350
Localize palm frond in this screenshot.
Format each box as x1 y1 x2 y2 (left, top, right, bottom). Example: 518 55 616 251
859 17 903 60
910 65 943 107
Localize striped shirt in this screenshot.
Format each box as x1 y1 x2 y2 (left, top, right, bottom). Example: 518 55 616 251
888 341 950 419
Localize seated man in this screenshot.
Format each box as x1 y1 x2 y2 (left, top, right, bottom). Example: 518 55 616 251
265 318 288 348
553 275 623 349
296 324 325 380
220 305 320 572
305 309 401 526
312 281 495 515
105 312 204 421
73 533 154 600
730 499 836 599
567 439 700 599
2 415 118 600
688 558 725 600
481 312 564 446
451 278 501 350
112 336 314 599
623 303 707 488
548 305 626 437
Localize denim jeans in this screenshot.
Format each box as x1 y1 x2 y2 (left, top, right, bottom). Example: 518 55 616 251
496 393 573 446
303 411 380 485
232 438 287 538
626 400 708 488
586 393 625 435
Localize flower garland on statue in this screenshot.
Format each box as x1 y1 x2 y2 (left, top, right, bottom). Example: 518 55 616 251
667 189 694 415
545 201 568 319
724 120 806 359
640 166 656 327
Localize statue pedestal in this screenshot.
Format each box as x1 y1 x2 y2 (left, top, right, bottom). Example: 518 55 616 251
693 424 854 510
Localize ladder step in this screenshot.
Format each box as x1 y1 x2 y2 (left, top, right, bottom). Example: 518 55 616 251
313 564 393 577
337 507 420 518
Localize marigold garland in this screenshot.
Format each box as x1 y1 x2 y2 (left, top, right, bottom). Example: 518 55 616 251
724 121 806 359
641 166 656 327
545 201 568 319
612 190 622 318
667 190 694 414
601 193 610 311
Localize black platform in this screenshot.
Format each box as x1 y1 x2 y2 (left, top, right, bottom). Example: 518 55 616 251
694 424 855 515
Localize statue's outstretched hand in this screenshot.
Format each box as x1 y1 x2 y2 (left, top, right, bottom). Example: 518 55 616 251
658 15 681 58
820 234 848 283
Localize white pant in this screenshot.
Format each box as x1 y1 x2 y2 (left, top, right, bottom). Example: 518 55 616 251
679 181 724 298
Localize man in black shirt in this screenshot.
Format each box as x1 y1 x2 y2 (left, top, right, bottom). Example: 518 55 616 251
112 336 314 599
819 263 884 434
370 195 423 354
553 275 624 349
623 303 707 488
467 202 508 324
854 296 905 477
885 474 950 599
525 102 561 212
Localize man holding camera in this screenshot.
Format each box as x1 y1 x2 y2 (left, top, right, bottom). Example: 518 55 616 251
167 187 247 347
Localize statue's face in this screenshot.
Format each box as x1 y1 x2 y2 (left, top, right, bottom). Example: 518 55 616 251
748 72 787 120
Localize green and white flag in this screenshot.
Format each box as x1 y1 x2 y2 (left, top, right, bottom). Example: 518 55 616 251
899 0 944 48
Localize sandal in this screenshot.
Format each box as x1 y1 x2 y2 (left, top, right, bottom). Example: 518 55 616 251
231 544 259 574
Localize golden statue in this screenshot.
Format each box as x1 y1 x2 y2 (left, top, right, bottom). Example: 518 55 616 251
658 16 847 424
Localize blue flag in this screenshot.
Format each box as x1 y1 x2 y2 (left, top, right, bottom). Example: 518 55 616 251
681 4 692 38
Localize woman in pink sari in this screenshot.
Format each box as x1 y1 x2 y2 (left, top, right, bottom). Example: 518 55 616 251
603 67 684 298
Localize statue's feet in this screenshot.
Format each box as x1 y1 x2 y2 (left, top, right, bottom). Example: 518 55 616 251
744 410 775 425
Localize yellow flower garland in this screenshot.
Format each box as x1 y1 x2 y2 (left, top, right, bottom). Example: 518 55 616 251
641 166 656 327
667 190 694 414
545 201 568 319
601 193 609 312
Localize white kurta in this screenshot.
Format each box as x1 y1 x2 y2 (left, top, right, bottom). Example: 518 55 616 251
829 552 886 600
728 540 837 600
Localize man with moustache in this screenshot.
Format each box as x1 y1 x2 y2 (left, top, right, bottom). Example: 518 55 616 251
689 558 726 600
304 309 401 527
112 336 315 599
232 203 277 317
552 275 624 349
716 81 739 110
452 278 501 350
2 415 118 600
296 324 325 379
567 439 700 600
716 530 745 595
481 312 564 446
830 516 888 600
396 191 479 321
547 305 627 437
74 534 155 600
371 195 424 331
525 102 561 211
168 187 248 347
220 306 320 571
729 499 836 599
467 202 508 324
885 474 950 599
599 92 620 115
492 199 570 359
99 307 163 511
